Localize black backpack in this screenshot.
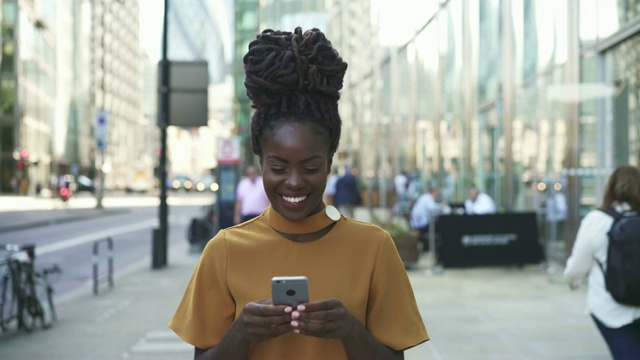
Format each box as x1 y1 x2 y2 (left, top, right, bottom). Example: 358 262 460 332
596 208 640 306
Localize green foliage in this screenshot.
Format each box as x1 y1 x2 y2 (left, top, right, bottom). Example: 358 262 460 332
371 212 412 236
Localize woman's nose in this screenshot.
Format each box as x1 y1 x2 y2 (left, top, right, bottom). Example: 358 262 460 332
285 171 302 188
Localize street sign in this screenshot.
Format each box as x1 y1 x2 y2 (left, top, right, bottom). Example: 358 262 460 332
95 109 109 151
217 137 241 165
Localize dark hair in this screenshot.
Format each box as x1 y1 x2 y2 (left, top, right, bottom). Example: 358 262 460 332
243 27 347 159
600 165 640 211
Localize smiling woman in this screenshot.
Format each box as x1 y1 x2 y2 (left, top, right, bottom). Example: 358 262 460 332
169 27 428 360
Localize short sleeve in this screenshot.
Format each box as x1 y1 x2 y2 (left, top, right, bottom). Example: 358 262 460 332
168 232 236 349
366 233 429 350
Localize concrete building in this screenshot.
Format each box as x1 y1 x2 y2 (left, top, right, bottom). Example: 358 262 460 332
0 0 143 194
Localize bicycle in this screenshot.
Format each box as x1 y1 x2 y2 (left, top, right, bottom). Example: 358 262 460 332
0 244 47 332
35 264 62 325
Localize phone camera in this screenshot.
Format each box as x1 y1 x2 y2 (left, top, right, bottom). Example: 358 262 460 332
286 289 296 296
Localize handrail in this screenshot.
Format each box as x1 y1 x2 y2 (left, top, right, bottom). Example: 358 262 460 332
92 237 114 295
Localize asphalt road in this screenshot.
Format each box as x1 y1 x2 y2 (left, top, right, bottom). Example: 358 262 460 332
0 192 215 299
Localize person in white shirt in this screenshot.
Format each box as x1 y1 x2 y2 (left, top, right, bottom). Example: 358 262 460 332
394 171 409 198
323 166 339 205
564 165 640 359
410 187 448 252
464 188 496 214
545 186 568 241
392 171 410 217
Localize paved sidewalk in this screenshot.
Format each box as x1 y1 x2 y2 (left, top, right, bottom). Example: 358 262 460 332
0 204 610 359
0 227 198 360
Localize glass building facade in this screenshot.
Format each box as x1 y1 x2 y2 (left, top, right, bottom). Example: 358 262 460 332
0 0 56 194
322 0 640 261
229 0 640 260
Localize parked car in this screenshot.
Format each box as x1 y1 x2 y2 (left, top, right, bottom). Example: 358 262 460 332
75 175 96 193
194 175 218 192
171 174 193 191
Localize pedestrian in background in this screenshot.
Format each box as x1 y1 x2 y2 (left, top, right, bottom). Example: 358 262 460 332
410 187 449 253
233 164 270 224
332 165 362 218
393 170 411 217
169 26 428 359
323 165 339 205
394 170 409 200
545 183 568 240
464 187 496 214
564 165 640 359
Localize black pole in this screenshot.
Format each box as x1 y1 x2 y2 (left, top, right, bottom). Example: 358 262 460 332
96 0 107 209
153 0 169 269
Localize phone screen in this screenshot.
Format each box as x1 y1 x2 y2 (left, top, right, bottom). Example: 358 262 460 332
271 276 309 307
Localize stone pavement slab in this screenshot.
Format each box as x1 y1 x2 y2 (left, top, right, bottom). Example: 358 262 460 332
404 262 610 360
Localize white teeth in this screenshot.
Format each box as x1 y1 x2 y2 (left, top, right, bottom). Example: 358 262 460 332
283 195 306 203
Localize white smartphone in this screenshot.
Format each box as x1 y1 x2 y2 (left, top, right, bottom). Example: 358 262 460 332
271 276 309 307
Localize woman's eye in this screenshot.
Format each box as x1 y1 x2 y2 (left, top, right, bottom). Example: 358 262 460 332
304 168 320 174
270 167 286 174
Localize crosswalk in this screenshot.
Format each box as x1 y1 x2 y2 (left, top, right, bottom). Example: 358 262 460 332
125 330 192 358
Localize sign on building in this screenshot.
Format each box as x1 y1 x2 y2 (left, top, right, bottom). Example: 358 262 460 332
217 137 241 165
95 109 109 151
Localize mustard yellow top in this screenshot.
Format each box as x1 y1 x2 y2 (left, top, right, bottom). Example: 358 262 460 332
169 206 428 359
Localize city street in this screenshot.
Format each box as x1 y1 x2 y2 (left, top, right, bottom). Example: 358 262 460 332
0 193 610 359
0 192 214 300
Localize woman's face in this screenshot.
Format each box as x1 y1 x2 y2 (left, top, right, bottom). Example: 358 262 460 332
260 122 330 222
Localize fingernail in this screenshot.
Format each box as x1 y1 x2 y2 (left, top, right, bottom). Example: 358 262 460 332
291 311 299 319
291 321 298 327
297 305 306 311
284 306 293 313
293 329 300 334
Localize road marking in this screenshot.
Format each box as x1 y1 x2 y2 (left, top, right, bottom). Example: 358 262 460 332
36 219 158 256
128 330 192 354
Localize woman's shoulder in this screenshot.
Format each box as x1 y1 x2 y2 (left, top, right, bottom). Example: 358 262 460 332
581 208 616 226
341 217 393 238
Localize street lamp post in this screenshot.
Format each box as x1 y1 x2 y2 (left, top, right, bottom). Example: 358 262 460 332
95 0 109 209
152 0 169 269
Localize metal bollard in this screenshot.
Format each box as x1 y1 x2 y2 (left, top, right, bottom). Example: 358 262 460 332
427 211 443 274
93 237 114 295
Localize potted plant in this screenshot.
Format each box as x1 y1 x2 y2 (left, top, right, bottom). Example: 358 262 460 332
367 209 421 269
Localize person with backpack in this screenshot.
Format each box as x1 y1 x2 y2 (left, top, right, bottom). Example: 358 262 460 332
564 165 640 359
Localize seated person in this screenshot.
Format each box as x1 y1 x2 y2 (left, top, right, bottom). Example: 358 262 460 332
464 188 496 214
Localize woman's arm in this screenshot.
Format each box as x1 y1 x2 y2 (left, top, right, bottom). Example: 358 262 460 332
564 211 611 284
194 319 252 360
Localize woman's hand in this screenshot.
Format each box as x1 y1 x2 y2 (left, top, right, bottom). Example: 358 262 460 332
235 299 294 342
289 298 404 359
289 298 358 339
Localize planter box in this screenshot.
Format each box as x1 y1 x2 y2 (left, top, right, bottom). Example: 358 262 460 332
392 232 420 268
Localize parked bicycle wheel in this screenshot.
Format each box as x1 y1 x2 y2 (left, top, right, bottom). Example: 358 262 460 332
36 264 61 326
0 266 18 332
17 263 45 332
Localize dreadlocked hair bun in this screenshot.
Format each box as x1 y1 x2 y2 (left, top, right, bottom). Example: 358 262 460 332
244 27 348 156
